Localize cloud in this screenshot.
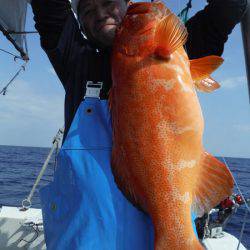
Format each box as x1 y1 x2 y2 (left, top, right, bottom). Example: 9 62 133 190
234 124 250 132
0 79 64 146
221 76 247 89
0 79 63 122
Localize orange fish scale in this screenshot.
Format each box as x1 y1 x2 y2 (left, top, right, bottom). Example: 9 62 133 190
111 49 203 248
111 2 233 249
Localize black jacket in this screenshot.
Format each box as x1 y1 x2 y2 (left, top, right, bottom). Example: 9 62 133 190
31 0 247 140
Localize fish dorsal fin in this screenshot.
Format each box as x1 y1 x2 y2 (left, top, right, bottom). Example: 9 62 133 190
190 55 223 78
154 12 188 59
194 77 220 93
192 152 234 217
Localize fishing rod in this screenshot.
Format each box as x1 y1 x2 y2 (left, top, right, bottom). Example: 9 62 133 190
241 0 250 102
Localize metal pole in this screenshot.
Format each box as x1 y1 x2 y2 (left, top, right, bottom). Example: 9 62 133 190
8 31 38 35
0 23 29 61
241 0 250 101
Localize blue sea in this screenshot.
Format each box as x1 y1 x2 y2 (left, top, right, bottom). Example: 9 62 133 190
0 145 249 248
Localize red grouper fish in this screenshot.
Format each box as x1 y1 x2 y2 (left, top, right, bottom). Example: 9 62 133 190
109 1 234 249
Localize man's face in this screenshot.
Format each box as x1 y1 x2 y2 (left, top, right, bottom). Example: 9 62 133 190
78 0 129 48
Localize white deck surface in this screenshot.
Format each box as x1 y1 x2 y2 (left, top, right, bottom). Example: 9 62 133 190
203 231 247 250
0 206 46 249
0 206 247 250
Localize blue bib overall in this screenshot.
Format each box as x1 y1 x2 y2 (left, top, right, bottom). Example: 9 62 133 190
40 83 197 250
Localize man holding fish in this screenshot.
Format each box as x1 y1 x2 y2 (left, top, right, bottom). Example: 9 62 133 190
29 0 246 249
30 0 247 141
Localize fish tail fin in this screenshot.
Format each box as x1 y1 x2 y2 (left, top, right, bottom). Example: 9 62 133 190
190 56 224 92
192 152 234 217
154 10 188 59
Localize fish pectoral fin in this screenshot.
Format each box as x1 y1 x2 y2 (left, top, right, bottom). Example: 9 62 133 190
194 77 221 93
190 55 224 82
154 12 188 58
192 152 234 217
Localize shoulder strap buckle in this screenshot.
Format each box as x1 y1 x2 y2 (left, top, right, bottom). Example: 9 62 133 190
84 81 103 99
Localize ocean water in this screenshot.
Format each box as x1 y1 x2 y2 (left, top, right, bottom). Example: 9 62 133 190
0 145 249 248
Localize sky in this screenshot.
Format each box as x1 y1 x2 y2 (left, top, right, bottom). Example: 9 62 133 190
0 1 250 158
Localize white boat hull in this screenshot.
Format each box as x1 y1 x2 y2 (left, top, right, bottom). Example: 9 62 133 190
0 206 247 249
203 232 247 250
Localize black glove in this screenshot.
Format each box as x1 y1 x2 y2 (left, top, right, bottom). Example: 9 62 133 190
185 0 247 59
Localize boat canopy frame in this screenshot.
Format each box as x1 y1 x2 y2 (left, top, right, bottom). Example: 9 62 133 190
241 0 250 101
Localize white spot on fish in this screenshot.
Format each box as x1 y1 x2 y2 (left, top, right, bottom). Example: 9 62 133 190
177 75 192 92
155 79 175 91
165 64 184 75
187 236 195 245
176 50 188 61
200 78 216 88
178 160 196 170
171 186 191 204
175 51 190 73
157 121 194 135
179 192 191 204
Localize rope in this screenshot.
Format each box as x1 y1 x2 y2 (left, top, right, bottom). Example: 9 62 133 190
222 157 250 249
0 62 27 96
19 224 39 244
54 139 60 174
21 128 64 210
0 48 22 60
237 209 248 250
222 158 250 213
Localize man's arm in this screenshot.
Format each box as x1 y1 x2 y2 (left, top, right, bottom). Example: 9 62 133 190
31 0 90 90
31 0 71 50
185 0 247 59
